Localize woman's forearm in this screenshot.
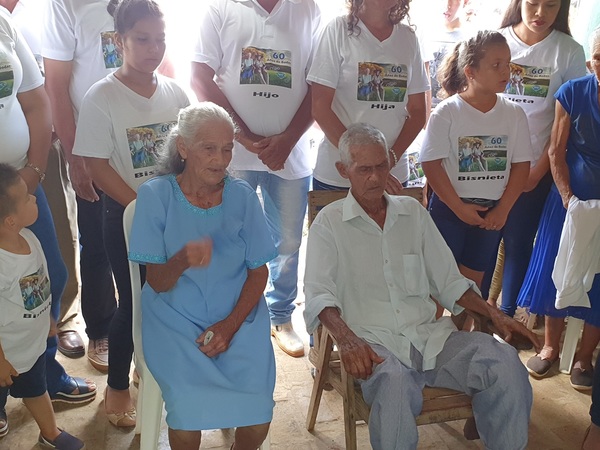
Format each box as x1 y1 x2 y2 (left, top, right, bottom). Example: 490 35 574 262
311 83 346 148
85 157 136 206
225 265 268 333
389 92 427 162
548 102 572 205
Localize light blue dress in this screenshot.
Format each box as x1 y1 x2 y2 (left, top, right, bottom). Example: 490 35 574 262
128 174 277 430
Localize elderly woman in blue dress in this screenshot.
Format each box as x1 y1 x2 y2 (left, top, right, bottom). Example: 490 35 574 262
128 102 276 450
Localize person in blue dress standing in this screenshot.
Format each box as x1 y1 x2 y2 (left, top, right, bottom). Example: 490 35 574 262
518 28 600 390
128 102 277 450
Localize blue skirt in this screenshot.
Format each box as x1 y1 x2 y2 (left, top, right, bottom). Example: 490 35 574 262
517 187 600 326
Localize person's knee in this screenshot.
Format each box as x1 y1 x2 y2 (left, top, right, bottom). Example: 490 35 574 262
168 428 201 449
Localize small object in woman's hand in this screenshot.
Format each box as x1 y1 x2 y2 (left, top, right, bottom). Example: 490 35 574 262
203 331 214 346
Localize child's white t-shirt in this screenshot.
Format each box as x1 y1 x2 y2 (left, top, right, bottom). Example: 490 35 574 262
0 229 51 373
420 94 532 201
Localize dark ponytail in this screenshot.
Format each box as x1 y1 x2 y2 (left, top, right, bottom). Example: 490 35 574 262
438 30 507 98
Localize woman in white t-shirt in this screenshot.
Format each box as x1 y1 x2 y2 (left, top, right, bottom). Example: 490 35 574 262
72 0 189 427
479 0 586 319
420 30 532 289
307 0 429 192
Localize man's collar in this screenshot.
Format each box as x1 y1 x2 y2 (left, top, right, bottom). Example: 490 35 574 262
342 191 412 223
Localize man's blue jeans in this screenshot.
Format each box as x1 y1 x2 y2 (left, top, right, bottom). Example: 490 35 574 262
233 171 310 325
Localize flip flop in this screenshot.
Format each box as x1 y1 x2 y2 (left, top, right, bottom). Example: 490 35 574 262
50 376 97 404
38 429 85 449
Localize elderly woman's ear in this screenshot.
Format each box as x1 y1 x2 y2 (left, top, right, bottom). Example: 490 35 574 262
176 135 188 160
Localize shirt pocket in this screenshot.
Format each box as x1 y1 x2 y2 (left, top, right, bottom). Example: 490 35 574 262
402 254 427 297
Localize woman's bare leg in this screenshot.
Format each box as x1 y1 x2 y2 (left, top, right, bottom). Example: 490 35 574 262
232 422 270 450
169 428 201 450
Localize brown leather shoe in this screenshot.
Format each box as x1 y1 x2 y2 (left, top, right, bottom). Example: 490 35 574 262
57 330 85 358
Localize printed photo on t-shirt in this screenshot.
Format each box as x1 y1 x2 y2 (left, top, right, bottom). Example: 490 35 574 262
101 31 123 69
127 121 175 177
0 58 14 99
504 63 551 98
458 136 507 173
407 150 425 182
19 265 50 312
239 46 291 88
357 62 407 103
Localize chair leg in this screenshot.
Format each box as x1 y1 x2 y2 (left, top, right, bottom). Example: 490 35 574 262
138 363 163 450
306 331 334 431
341 365 358 450
559 317 584 374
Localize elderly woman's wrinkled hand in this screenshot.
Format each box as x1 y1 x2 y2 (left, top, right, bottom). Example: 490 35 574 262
197 318 237 358
183 238 213 268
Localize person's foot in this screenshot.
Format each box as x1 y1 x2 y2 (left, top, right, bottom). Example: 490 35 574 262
271 322 305 357
570 360 594 391
0 408 7 438
50 376 97 403
87 337 109 372
526 347 558 378
38 429 84 449
57 330 85 358
582 423 600 450
104 386 136 427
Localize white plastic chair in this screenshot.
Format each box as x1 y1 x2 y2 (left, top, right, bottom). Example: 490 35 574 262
559 317 585 374
123 200 163 450
123 200 271 450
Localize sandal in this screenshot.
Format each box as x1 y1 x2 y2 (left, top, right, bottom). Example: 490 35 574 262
0 408 7 438
38 429 84 449
526 354 557 378
50 376 97 404
104 388 136 427
570 367 594 391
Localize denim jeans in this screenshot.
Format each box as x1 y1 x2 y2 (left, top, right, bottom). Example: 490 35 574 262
592 351 600 426
27 186 70 396
232 171 310 325
480 173 552 315
77 194 116 339
102 195 145 390
312 177 349 191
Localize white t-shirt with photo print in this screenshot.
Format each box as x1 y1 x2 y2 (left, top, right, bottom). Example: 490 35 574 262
73 73 190 191
42 0 120 118
0 229 51 374
499 27 586 166
0 8 43 171
420 94 532 201
193 0 322 181
307 16 430 187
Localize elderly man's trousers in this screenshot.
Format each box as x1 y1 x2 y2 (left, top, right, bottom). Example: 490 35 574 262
359 331 532 450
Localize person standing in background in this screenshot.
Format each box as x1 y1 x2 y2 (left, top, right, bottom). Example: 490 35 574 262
191 0 322 358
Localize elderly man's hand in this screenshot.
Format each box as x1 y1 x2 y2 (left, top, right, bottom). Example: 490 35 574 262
197 318 237 358
338 333 385 380
489 309 542 353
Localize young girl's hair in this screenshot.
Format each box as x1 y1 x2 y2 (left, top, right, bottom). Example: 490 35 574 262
437 30 507 98
106 0 163 34
158 103 237 176
0 164 22 220
500 0 571 36
346 0 411 36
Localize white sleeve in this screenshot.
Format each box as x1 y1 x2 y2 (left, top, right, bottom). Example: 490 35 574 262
306 17 342 89
305 2 323 77
407 30 430 95
14 25 43 92
419 107 452 162
72 86 113 159
41 0 75 61
563 43 587 83
510 105 533 163
191 1 223 72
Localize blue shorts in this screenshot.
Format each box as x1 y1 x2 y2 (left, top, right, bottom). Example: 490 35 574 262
428 194 501 272
0 352 47 399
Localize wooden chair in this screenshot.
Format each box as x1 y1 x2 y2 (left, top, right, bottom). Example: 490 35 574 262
305 189 481 450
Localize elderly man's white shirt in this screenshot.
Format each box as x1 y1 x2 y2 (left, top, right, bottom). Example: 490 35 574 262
304 192 477 370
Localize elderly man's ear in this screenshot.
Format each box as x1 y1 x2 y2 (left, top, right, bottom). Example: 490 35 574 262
335 161 349 179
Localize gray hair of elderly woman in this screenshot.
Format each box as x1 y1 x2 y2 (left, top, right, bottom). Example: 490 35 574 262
338 123 388 167
157 102 236 175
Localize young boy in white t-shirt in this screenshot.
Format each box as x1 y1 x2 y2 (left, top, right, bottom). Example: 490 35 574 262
0 164 84 450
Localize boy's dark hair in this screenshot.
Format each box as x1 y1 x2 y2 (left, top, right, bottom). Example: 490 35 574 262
0 163 22 220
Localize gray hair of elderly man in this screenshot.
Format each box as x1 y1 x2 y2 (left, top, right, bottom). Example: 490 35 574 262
157 102 237 175
338 123 389 167
591 27 600 52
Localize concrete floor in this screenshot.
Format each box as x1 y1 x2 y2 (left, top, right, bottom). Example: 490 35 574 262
1 304 594 450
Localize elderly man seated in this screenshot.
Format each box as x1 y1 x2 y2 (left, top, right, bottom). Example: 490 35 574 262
304 123 541 450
